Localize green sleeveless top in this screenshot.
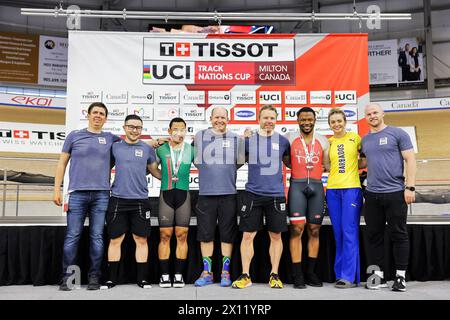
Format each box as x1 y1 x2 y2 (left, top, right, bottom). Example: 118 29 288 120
156 142 194 191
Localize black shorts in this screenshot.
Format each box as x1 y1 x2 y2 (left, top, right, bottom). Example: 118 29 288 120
158 189 191 228
106 197 151 239
238 191 288 233
196 194 238 243
288 179 325 225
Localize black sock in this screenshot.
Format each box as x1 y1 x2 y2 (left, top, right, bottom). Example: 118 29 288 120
137 262 148 283
292 262 303 276
175 258 186 274
307 257 317 274
160 259 170 275
108 261 119 283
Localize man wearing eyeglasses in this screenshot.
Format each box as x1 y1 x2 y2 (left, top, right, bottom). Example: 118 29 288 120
103 114 161 289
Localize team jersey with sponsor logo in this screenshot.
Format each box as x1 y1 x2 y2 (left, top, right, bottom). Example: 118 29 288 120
245 132 290 197
156 142 194 191
286 131 329 180
327 131 362 189
111 140 157 199
194 128 245 196
62 128 120 192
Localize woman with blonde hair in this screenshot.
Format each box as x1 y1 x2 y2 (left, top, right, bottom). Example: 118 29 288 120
326 108 363 288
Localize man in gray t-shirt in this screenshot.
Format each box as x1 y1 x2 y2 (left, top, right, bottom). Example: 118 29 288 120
193 107 245 287
103 114 161 289
54 102 120 291
360 103 416 292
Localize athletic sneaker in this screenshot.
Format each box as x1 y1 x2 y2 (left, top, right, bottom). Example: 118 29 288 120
220 271 232 287
194 271 214 287
269 273 283 289
100 280 116 290
159 274 172 288
232 273 252 289
138 280 152 289
173 274 185 288
365 278 388 290
392 275 406 292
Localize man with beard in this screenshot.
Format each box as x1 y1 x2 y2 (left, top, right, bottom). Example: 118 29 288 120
360 103 416 292
285 107 330 289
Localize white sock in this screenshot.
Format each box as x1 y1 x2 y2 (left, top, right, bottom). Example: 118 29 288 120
396 270 406 278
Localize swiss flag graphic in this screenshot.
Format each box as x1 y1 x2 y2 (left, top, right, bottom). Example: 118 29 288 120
13 130 29 139
176 43 190 56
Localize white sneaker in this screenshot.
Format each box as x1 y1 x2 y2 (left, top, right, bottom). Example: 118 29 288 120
159 274 172 288
173 274 185 288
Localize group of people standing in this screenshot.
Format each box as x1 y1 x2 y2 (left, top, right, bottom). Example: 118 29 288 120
53 101 416 293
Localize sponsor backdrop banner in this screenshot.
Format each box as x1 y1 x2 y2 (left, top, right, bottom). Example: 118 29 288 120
0 32 67 87
0 122 65 153
67 31 369 196
0 32 39 84
368 38 425 85
38 35 68 86
0 92 65 109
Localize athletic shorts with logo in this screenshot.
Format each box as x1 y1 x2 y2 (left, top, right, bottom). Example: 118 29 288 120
239 191 287 233
106 197 152 239
288 179 325 225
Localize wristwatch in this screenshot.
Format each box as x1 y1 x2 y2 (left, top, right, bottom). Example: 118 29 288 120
405 186 416 192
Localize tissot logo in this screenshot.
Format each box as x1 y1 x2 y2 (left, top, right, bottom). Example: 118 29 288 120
160 42 191 57
160 41 278 58
146 38 295 63
14 130 29 139
0 129 12 138
182 107 205 120
232 91 256 104
156 92 180 104
80 91 101 103
0 129 65 140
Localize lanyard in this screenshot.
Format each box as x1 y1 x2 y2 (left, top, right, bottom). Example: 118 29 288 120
169 142 185 177
299 132 315 163
299 132 315 184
